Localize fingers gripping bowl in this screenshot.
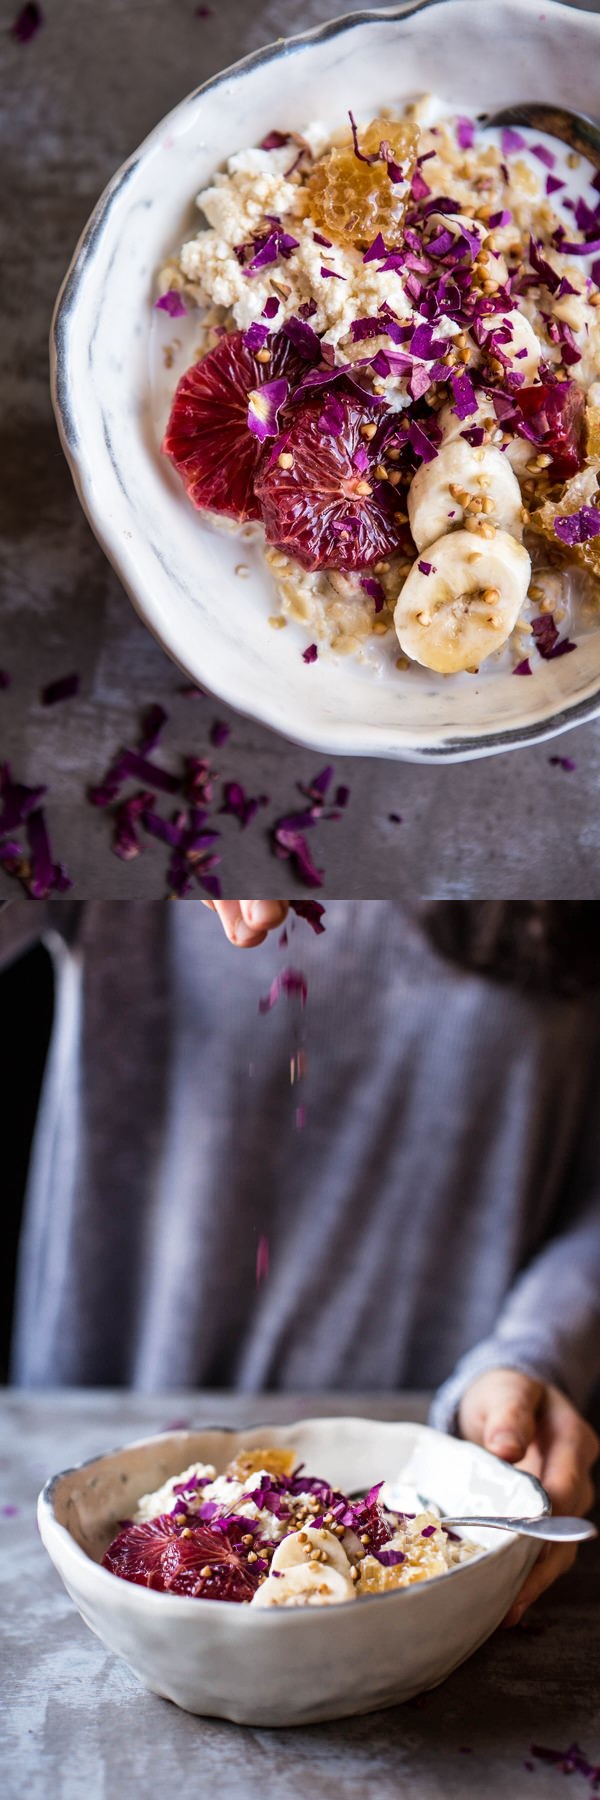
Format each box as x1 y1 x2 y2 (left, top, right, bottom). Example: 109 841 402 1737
51 0 600 760
38 1417 550 1725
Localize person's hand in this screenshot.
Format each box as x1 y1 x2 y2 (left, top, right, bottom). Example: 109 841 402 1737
458 1368 598 1626
201 899 289 947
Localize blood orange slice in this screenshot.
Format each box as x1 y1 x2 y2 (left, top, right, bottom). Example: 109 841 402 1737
161 1528 261 1601
517 380 586 480
254 389 403 570
102 1515 184 1589
162 330 303 521
102 1515 262 1601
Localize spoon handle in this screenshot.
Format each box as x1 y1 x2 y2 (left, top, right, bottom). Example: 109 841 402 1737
442 1515 597 1543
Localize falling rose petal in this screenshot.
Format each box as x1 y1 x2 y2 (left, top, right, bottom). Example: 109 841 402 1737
243 321 270 351
388 812 403 823
112 791 153 862
456 116 475 150
282 315 322 362
303 766 334 800
513 658 533 676
532 142 555 169
259 966 308 1012
10 2 43 42
89 749 179 805
40 672 80 706
410 166 430 201
289 900 326 934
184 756 214 803
259 130 290 150
361 576 385 612
210 720 231 747
155 291 188 318
409 363 432 401
138 703 168 753
553 233 600 257
408 420 438 463
532 614 576 659
245 226 300 271
219 782 269 829
348 111 380 166
295 1105 307 1130
549 754 576 771
334 786 350 809
318 392 346 435
530 1744 600 1783
363 231 390 263
303 643 318 663
460 425 485 446
273 826 324 887
247 376 289 442
529 236 560 293
26 807 72 899
256 1235 270 1285
0 671 10 689
0 765 47 833
554 505 600 546
1 1503 19 1517
449 369 478 420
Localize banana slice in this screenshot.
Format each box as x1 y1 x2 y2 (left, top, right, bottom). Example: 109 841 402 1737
477 307 540 378
394 528 531 673
408 438 523 551
438 393 497 445
251 1563 356 1607
270 1525 353 1579
438 395 538 479
426 211 507 285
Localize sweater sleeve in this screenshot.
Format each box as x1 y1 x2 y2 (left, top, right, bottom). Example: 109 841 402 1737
0 900 82 970
430 1100 600 1434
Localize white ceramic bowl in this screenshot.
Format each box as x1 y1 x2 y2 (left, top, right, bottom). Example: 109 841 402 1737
38 1416 549 1725
51 0 600 763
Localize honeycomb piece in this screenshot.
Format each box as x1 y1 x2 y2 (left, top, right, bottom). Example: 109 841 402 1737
532 462 600 577
306 118 419 250
225 1445 298 1482
586 403 600 462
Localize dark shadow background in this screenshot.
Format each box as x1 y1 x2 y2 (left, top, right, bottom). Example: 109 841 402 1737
0 946 54 1381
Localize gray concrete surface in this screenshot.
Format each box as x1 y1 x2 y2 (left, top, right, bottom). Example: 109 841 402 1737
1 1389 599 1800
2 0 600 898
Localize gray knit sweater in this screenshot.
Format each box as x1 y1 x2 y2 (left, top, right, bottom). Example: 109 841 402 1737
2 901 600 1428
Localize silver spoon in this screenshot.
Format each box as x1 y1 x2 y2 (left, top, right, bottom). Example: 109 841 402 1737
349 1489 597 1543
434 1513 597 1543
479 102 600 171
